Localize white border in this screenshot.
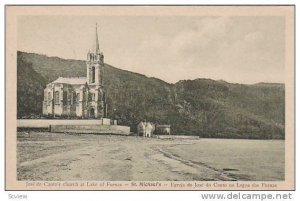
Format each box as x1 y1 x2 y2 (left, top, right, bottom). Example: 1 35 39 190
1 0 298 201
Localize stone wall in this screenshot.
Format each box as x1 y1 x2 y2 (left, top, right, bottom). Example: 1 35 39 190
50 124 130 135
18 119 105 128
17 119 129 135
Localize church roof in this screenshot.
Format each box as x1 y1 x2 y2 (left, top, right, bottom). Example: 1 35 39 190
52 77 87 85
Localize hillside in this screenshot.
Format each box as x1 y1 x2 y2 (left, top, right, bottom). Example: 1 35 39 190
17 51 285 139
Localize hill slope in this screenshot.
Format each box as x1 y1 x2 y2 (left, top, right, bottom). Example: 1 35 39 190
17 51 285 139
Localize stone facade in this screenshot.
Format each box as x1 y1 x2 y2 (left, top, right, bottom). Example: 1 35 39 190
42 24 107 119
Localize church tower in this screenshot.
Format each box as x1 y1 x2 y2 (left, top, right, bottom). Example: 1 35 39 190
85 23 106 118
86 23 104 85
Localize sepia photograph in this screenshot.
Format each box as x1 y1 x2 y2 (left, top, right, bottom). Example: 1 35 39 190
5 5 294 190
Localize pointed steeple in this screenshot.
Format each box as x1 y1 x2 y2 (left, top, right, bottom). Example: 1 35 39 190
95 23 100 54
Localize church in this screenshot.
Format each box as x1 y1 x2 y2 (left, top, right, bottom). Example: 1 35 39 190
42 24 107 119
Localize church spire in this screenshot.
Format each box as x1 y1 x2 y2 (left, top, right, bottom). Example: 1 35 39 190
95 23 100 54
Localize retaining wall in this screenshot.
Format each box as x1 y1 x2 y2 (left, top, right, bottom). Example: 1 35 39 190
50 124 130 135
17 119 129 135
18 119 105 128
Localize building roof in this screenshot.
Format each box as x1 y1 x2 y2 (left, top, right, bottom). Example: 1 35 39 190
156 125 171 128
52 77 87 85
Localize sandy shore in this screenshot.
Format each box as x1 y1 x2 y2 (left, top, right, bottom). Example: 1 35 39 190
17 132 284 181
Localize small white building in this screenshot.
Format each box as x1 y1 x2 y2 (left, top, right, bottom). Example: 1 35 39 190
155 125 171 135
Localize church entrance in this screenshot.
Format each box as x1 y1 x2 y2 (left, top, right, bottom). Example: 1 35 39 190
89 108 95 118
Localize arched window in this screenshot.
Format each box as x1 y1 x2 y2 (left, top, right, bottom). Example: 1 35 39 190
76 93 80 103
47 92 51 101
63 91 67 105
90 108 95 118
91 66 95 83
72 92 76 104
54 91 59 105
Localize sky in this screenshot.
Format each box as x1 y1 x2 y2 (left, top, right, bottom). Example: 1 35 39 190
17 15 285 84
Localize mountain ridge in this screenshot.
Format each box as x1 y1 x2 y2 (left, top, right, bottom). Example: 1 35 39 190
17 51 285 139
18 50 285 86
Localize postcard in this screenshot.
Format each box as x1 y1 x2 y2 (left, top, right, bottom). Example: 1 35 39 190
5 5 295 190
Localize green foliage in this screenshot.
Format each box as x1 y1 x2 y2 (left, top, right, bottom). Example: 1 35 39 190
17 53 46 118
17 51 285 139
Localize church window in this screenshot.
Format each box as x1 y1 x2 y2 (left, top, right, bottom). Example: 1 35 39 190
83 91 86 102
76 93 80 103
72 92 76 105
91 66 95 83
48 92 51 101
88 92 92 101
63 91 68 105
47 92 51 106
54 91 60 105
67 93 71 104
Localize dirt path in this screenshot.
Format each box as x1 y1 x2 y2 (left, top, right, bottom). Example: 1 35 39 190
18 134 227 181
